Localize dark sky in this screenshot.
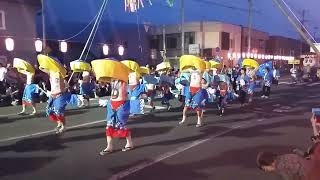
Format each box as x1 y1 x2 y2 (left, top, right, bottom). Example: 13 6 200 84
42 0 319 40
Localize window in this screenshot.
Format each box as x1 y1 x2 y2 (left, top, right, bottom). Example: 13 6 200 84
0 10 6 30
166 37 177 49
221 32 230 50
259 39 265 49
150 39 159 49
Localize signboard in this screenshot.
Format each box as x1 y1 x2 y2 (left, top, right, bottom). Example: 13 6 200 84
310 43 320 53
288 59 300 65
188 44 200 55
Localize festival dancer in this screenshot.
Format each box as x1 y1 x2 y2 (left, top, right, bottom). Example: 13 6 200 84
236 68 250 106
78 71 95 107
91 59 134 155
122 60 146 115
216 73 230 116
141 67 158 112
179 55 208 127
157 62 174 111
38 55 78 134
261 67 273 99
13 58 39 115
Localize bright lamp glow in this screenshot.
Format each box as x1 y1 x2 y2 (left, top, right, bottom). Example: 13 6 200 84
60 41 68 53
250 53 254 58
254 54 258 59
227 52 231 59
258 54 261 59
103 44 109 56
237 53 241 59
262 54 265 59
5 38 14 51
118 45 125 56
35 39 43 52
242 52 246 58
246 52 250 58
232 52 236 59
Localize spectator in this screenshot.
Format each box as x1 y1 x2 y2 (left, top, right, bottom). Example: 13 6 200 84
310 114 320 142
0 63 7 82
257 151 310 180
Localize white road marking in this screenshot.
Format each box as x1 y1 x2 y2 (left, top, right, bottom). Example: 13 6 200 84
307 82 320 87
109 125 243 180
0 120 105 143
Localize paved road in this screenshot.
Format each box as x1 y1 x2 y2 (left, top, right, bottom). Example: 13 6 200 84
0 81 318 180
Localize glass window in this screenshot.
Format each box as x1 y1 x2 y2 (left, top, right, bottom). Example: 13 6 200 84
0 10 6 30
221 32 230 50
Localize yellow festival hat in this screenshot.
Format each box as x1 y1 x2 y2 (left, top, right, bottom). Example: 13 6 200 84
209 60 221 68
91 59 130 82
140 66 150 75
204 61 211 70
180 55 206 72
156 61 171 72
13 58 35 75
37 54 67 78
121 60 141 78
70 60 91 72
242 58 259 69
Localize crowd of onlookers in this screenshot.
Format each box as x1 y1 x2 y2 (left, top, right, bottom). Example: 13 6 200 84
0 62 112 107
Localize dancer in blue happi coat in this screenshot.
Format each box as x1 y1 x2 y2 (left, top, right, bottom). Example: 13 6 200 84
143 69 158 112
261 67 273 99
78 71 96 107
236 68 250 106
19 73 40 115
179 55 208 127
122 60 146 115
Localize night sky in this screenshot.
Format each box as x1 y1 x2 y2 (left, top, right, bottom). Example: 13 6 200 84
41 0 319 41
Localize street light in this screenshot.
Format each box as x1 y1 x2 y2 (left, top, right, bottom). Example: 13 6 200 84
242 52 246 58
102 44 109 56
5 38 14 51
118 45 124 56
227 52 231 59
237 53 241 59
35 39 43 52
60 41 68 53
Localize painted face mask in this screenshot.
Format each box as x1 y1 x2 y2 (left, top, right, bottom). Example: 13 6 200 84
190 70 202 88
49 71 65 94
111 80 128 101
26 72 33 85
128 72 138 86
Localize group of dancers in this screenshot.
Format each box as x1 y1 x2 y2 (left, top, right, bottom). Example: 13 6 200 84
13 54 278 155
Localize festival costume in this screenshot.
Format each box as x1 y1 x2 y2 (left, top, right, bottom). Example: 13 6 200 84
38 55 78 133
156 62 173 110
91 59 133 154
13 58 39 112
122 60 146 115
179 55 207 127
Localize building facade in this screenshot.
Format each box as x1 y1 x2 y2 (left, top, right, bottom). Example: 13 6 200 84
266 36 309 57
0 0 41 65
149 21 269 66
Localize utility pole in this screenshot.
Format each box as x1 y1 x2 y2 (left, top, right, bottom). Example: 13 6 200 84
272 0 319 54
41 0 46 53
314 26 319 41
181 0 185 56
300 9 308 56
247 0 253 53
162 24 166 61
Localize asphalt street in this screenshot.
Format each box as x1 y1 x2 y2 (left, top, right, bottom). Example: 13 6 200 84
0 80 319 180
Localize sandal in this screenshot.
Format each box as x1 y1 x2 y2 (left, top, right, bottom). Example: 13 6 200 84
122 147 134 152
196 124 203 128
100 149 113 155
